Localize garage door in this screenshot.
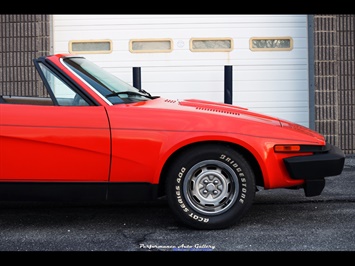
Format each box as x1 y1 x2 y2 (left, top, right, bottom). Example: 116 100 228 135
53 15 309 127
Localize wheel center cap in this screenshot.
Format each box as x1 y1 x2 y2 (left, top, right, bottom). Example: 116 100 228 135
206 183 215 191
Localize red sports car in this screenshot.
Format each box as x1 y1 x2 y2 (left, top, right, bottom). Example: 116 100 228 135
0 54 345 229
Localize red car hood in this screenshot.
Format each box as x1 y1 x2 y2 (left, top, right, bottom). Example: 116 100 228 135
123 98 325 143
179 98 281 125
163 99 324 141
180 99 324 141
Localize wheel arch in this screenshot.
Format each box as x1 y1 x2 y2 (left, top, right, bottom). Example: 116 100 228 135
157 140 264 198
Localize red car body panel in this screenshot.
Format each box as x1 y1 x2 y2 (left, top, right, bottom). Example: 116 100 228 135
105 98 323 188
1 104 111 181
1 90 325 188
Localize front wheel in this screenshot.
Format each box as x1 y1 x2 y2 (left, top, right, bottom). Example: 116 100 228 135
166 144 256 230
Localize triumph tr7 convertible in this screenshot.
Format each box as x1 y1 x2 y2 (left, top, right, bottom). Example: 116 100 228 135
0 54 345 229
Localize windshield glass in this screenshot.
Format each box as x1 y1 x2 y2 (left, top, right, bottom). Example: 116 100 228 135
62 57 156 104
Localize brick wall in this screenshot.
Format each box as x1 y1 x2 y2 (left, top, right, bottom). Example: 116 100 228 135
314 14 355 154
0 14 50 97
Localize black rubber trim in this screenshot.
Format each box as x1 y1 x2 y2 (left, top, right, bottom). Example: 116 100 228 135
283 143 345 180
303 179 325 197
0 182 159 202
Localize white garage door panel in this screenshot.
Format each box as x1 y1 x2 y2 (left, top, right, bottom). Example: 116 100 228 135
141 69 223 82
54 14 306 26
234 69 307 81
243 101 308 109
143 81 224 94
235 90 308 102
79 56 308 66
109 68 225 84
235 80 308 92
238 52 308 62
53 15 309 126
152 91 224 103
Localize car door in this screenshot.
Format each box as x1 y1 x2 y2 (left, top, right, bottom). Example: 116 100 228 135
0 61 111 182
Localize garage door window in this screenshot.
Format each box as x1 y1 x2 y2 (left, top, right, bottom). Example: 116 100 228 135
190 38 233 52
129 39 173 53
249 37 293 51
69 40 112 54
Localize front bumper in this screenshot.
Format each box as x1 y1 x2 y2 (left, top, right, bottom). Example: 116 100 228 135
283 143 345 196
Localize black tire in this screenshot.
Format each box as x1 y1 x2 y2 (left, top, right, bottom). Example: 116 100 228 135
166 143 256 230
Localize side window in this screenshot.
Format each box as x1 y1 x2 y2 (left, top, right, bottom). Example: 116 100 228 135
38 63 89 106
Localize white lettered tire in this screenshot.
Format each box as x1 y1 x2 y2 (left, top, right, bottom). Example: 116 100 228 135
166 143 256 230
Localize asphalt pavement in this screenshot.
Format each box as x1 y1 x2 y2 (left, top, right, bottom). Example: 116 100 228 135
0 154 354 256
